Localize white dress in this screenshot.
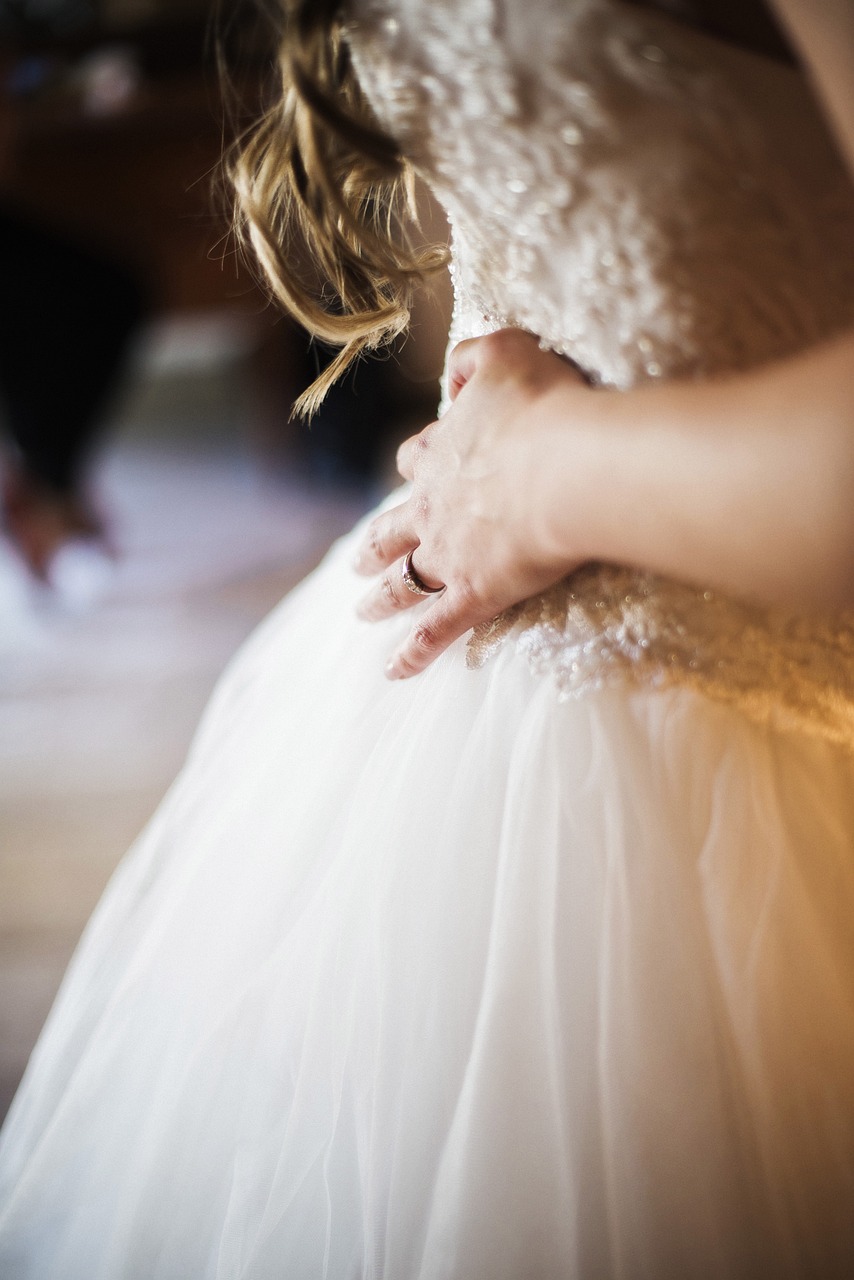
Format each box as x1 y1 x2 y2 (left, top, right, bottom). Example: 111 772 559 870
2 2 854 1276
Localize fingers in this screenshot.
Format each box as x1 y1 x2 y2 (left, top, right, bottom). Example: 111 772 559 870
395 434 418 481
395 414 439 481
356 551 443 622
447 335 484 402
353 504 414 577
385 590 481 679
446 328 533 401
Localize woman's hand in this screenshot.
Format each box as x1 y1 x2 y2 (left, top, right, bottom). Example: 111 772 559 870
355 323 854 679
353 329 591 678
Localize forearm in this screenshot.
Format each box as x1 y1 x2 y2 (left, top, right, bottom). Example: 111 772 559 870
542 332 854 609
582 0 854 611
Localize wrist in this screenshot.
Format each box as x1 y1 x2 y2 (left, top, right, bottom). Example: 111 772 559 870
528 380 625 570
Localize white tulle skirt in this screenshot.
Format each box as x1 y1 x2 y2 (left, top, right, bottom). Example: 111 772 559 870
1 518 854 1279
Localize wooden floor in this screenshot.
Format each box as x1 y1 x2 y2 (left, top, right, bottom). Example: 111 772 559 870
0 332 372 1124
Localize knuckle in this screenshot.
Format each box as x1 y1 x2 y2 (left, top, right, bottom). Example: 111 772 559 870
411 618 443 655
449 336 472 364
411 431 430 463
397 430 432 481
481 328 514 360
397 434 415 463
395 440 411 475
454 576 480 613
481 329 506 354
381 575 398 607
413 490 430 522
368 521 384 562
395 649 420 677
480 327 532 371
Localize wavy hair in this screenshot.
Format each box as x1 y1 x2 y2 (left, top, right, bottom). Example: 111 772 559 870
226 0 447 416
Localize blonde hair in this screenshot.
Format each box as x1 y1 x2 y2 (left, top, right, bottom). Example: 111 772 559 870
227 0 447 417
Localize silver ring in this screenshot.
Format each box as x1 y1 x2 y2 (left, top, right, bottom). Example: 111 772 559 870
401 550 444 596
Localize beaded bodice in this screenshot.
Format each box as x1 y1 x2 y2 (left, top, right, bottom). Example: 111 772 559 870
348 0 854 746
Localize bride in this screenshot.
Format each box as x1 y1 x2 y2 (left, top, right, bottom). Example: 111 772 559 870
2 0 854 1275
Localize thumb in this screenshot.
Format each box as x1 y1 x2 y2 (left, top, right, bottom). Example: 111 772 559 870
447 335 491 401
447 328 538 401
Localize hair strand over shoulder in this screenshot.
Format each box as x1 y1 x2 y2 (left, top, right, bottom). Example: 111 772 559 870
226 0 448 417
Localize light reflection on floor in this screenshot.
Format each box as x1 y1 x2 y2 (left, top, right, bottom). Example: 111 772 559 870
0 433 372 1123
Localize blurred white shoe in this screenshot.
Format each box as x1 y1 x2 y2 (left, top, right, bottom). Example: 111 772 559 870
0 540 40 652
45 538 116 612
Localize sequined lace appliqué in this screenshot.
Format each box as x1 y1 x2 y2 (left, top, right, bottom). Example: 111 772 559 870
467 567 854 747
347 0 854 747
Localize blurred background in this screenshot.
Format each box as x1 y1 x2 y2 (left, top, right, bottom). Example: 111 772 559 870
0 0 451 1121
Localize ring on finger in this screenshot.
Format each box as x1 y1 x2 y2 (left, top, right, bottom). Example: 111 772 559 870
401 550 445 597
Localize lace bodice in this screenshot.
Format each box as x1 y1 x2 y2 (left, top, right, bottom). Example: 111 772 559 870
347 0 854 746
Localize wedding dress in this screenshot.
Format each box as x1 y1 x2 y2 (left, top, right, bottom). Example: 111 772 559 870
2 1 854 1276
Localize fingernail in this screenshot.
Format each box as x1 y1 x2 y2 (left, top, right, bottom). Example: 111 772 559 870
385 657 402 679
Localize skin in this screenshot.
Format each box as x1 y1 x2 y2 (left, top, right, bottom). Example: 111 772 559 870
354 0 854 679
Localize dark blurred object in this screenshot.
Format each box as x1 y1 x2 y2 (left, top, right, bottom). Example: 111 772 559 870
0 0 97 39
295 341 440 487
628 0 798 65
0 206 144 497
0 1 215 40
0 0 449 505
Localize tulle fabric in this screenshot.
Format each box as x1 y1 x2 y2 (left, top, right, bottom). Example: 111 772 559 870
1 520 853 1279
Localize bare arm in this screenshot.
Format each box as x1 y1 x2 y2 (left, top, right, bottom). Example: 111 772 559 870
595 0 854 608
546 331 854 611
